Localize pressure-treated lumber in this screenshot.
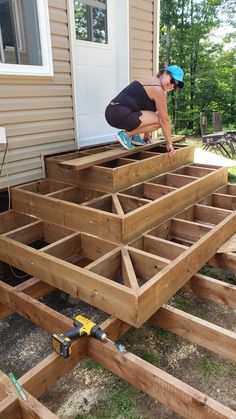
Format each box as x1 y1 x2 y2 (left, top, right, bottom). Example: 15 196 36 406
88 339 236 419
45 145 194 192
1 276 236 418
138 211 236 325
217 232 236 253
1 247 236 417
0 372 58 419
19 316 129 399
0 278 53 320
184 273 236 308
58 137 186 171
0 208 235 326
0 394 20 419
152 305 236 361
11 165 228 243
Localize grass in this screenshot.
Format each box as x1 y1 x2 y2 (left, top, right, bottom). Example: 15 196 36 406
132 346 160 367
82 358 104 373
76 378 141 419
172 295 194 313
200 264 236 286
198 355 227 378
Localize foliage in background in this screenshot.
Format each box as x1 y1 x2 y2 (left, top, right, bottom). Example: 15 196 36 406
159 0 236 135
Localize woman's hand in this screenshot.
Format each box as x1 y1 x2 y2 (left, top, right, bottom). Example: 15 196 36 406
143 132 152 143
166 142 176 157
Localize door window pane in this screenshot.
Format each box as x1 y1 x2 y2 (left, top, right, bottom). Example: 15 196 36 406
0 0 42 66
74 0 108 44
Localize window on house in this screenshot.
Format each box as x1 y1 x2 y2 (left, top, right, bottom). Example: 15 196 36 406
0 0 53 76
74 0 108 44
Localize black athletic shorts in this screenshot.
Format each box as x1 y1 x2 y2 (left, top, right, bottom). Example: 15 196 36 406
105 103 142 132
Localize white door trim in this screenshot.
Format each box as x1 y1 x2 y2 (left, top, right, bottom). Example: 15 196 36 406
68 0 130 148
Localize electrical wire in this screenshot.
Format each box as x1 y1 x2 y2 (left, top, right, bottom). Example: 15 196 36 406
0 138 26 279
5 142 11 210
0 136 8 176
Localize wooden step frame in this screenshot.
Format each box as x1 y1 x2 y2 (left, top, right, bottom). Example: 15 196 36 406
45 144 195 192
1 143 236 417
11 162 228 244
1 189 236 327
0 256 236 418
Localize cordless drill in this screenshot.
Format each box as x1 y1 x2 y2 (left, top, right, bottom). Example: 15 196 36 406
51 315 125 358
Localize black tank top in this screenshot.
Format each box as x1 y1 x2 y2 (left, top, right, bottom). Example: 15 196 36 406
112 81 156 112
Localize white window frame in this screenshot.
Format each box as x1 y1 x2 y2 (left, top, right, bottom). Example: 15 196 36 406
0 0 53 76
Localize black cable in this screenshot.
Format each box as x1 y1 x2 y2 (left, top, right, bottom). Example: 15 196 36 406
0 137 8 176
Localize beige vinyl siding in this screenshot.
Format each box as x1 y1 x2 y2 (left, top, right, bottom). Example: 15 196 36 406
130 0 159 80
0 0 75 190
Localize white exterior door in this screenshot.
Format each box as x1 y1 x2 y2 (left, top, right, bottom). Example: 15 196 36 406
70 0 129 148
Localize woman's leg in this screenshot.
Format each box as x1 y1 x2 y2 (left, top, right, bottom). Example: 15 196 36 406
125 110 160 136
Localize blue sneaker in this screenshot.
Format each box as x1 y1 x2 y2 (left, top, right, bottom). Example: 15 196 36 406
116 131 135 150
131 135 146 146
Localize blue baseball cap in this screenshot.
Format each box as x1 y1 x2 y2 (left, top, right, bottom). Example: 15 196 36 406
165 65 184 88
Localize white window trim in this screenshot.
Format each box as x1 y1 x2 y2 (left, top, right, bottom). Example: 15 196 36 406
0 0 53 76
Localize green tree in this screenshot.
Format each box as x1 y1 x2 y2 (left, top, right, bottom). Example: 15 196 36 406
159 0 235 134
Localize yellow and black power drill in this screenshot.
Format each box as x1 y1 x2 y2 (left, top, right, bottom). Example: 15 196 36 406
51 315 125 358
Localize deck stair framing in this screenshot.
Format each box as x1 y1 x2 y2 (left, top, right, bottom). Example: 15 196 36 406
11 162 228 244
0 144 236 417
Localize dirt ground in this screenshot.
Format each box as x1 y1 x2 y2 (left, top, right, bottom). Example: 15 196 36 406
0 281 236 418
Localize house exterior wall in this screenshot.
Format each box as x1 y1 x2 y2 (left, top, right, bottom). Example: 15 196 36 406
130 0 159 80
0 0 75 190
0 0 160 190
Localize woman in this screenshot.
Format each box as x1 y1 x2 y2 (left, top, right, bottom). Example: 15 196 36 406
105 65 184 157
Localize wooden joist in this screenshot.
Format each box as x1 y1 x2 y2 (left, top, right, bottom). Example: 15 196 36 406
0 372 58 419
217 232 236 253
0 269 236 417
88 339 236 419
152 305 236 361
59 137 185 171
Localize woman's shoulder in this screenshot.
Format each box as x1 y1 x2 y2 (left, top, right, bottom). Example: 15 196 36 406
139 76 161 87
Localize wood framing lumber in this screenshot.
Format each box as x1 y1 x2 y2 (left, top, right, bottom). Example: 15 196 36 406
0 394 20 419
11 189 122 243
132 235 236 307
152 305 236 361
45 146 194 192
87 339 236 419
0 280 72 333
138 212 236 326
19 317 130 399
213 193 236 210
0 236 138 325
184 274 236 308
123 166 228 242
58 138 184 170
0 373 58 418
121 248 139 289
0 278 53 320
209 252 236 272
112 195 124 215
217 233 236 253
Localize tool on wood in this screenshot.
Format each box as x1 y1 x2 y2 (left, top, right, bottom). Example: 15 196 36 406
51 315 126 358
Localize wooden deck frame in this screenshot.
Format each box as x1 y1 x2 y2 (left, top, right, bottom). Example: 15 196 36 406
45 144 195 192
1 144 236 417
0 195 236 326
0 265 236 418
11 162 228 243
